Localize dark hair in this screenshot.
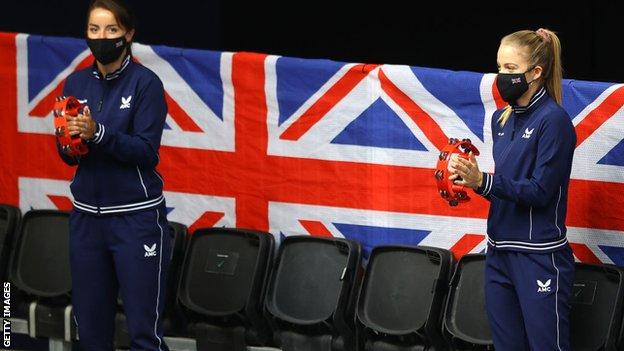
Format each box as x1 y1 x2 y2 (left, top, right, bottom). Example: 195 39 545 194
86 0 136 36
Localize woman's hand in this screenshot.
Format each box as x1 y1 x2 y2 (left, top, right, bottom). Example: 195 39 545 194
448 151 483 190
67 106 96 140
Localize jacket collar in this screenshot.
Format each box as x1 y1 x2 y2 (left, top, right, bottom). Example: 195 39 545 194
92 54 131 81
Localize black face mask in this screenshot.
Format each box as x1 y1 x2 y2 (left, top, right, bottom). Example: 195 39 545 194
496 68 535 104
86 37 127 65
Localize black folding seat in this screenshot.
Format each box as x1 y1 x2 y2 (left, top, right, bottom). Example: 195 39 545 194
264 235 362 351
162 221 191 335
570 263 624 351
443 257 624 351
7 210 74 341
443 253 492 350
619 311 624 351
177 227 275 351
113 221 189 349
356 245 453 351
0 204 21 280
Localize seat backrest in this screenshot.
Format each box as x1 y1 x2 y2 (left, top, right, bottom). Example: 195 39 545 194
443 253 492 348
8 210 71 297
571 263 624 350
265 235 361 336
178 227 274 322
356 245 453 349
0 204 21 280
619 309 624 351
165 221 187 303
160 221 188 325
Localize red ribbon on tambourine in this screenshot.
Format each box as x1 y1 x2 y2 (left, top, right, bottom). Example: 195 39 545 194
54 96 89 157
434 138 480 206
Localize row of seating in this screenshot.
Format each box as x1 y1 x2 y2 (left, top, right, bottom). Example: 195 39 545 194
1 204 623 351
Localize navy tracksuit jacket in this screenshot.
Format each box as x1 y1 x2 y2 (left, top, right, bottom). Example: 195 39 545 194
476 87 576 351
58 54 171 351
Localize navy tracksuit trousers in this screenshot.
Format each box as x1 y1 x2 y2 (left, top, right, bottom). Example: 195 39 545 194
69 205 171 351
485 245 575 351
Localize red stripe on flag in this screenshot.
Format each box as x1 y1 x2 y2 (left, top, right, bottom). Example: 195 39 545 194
0 33 19 206
575 85 624 147
570 243 602 264
47 195 73 211
165 92 204 132
567 179 624 231
491 77 507 110
188 211 225 235
18 134 75 180
299 220 334 237
160 146 492 221
231 52 271 230
29 56 94 117
160 138 624 232
449 234 484 260
29 83 64 117
280 64 378 141
379 68 449 151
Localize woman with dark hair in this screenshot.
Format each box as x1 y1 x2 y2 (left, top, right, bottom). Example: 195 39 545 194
57 0 170 349
450 28 576 350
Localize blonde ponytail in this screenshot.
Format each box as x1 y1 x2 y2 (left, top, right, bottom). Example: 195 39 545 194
543 30 563 104
497 106 513 126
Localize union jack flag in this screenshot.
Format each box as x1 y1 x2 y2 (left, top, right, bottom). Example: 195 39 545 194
0 32 622 265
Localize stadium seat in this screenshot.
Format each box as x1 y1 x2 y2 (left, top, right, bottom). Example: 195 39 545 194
178 227 275 351
0 204 21 280
163 221 191 335
570 263 624 350
355 245 453 351
7 210 74 340
114 221 189 349
619 311 624 351
443 253 491 350
265 235 362 351
444 257 624 351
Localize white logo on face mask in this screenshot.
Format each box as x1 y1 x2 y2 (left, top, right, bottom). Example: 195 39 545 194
120 96 132 109
537 279 552 293
144 243 157 257
522 128 535 139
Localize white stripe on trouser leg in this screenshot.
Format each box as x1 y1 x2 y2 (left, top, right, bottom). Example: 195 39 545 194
551 253 561 351
154 209 164 351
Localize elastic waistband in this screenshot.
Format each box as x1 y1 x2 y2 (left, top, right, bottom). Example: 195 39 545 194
487 236 568 252
73 194 165 215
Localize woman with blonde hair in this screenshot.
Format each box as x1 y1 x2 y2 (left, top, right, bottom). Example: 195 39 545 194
449 28 576 350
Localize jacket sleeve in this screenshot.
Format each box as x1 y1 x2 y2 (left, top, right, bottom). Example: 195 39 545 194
476 112 576 207
89 77 167 168
475 177 492 202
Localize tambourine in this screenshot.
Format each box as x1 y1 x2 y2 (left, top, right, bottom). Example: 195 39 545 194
53 96 88 157
434 138 480 206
